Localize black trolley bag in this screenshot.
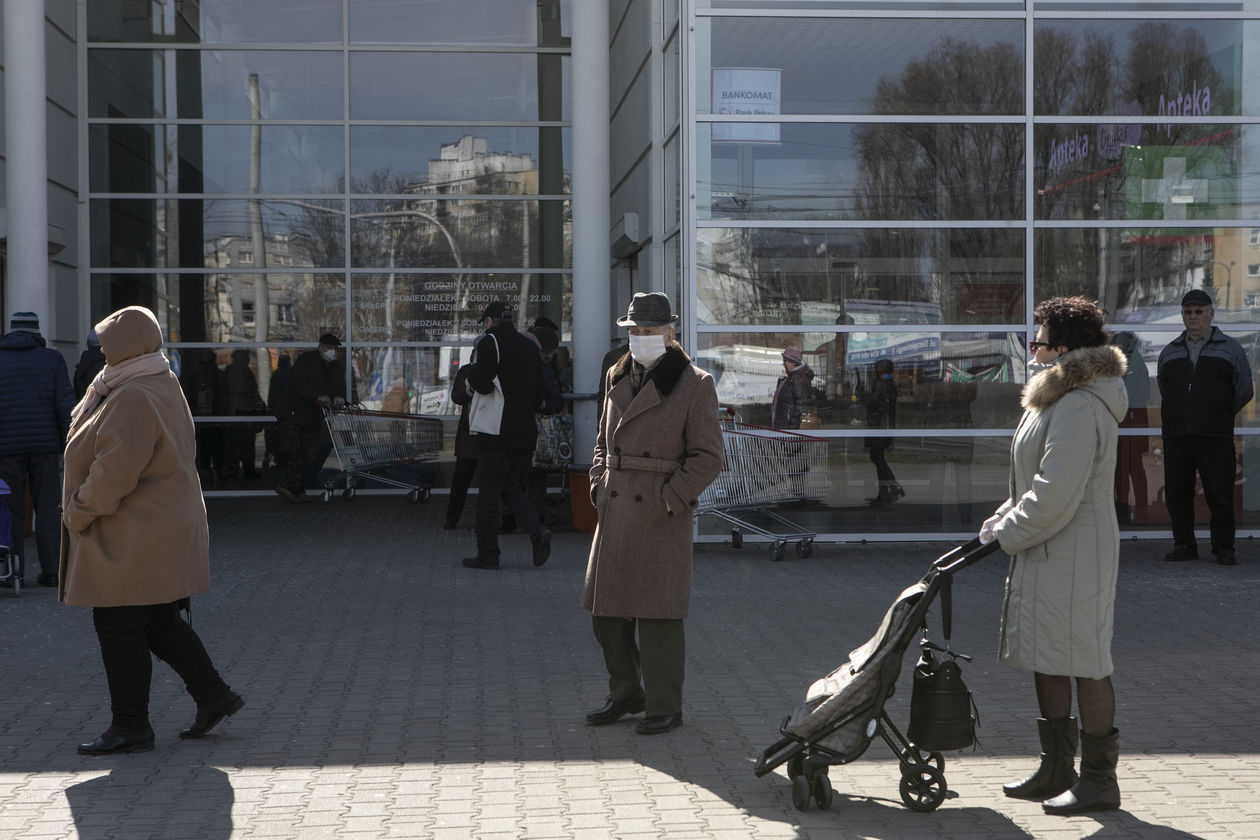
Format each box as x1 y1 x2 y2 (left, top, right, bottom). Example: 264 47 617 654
754 538 997 813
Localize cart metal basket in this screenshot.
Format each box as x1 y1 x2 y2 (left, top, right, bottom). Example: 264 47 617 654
697 408 830 561
321 407 443 503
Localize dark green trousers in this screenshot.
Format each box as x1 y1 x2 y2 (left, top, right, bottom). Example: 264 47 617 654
592 615 685 716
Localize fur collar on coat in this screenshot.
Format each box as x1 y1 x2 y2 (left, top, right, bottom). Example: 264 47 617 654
609 342 690 396
1022 345 1127 412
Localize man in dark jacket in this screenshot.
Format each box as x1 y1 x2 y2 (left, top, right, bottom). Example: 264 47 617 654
73 329 107 401
461 302 549 570
1157 289 1254 565
272 333 352 502
0 312 75 587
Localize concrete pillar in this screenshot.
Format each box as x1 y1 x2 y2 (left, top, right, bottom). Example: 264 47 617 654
569 1 611 464
3 0 50 325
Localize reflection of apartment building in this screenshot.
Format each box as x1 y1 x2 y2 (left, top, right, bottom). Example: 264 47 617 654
202 233 311 342
427 135 538 195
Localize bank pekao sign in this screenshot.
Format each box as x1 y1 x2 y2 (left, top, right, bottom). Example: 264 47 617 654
712 67 781 144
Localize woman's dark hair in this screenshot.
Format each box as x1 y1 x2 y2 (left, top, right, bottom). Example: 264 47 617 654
1033 296 1107 351
873 358 894 376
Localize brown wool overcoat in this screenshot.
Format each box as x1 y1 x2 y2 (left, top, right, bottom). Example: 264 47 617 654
581 346 723 620
59 307 210 607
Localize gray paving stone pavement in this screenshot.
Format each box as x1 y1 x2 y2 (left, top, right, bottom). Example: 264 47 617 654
1 495 1258 839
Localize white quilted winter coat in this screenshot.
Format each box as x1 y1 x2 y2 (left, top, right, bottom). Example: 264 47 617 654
991 345 1128 679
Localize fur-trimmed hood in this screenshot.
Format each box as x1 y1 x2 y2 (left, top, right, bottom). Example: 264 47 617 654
1022 344 1128 421
608 342 690 396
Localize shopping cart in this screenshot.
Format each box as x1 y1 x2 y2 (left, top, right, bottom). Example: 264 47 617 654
697 408 830 561
321 406 443 504
0 478 19 596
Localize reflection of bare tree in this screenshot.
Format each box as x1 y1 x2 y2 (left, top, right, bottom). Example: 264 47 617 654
854 39 1025 321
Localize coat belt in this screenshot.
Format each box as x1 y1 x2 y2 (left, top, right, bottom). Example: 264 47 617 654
609 454 681 474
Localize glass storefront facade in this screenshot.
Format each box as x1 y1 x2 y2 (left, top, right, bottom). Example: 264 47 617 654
76 1 1260 539
690 3 1260 537
85 0 572 490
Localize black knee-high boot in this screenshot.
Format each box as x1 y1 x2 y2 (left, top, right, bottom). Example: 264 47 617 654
1003 717 1079 800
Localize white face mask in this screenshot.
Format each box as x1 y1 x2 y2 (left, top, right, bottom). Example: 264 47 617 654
320 348 337 362
629 333 667 366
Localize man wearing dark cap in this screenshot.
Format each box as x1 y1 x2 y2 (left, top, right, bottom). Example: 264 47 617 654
580 292 723 735
461 301 550 569
1156 289 1254 564
272 333 353 502
0 312 75 588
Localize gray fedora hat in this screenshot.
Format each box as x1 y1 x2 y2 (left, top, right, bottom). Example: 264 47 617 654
616 292 678 327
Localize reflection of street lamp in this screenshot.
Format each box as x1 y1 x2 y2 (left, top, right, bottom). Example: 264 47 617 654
1206 259 1234 310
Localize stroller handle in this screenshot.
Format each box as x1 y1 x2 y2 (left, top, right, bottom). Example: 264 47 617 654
933 538 1001 576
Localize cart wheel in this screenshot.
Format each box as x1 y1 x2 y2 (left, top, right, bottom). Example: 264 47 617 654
343 488 356 501
406 489 420 504
899 764 947 812
731 529 743 548
11 576 19 597
796 539 814 559
812 772 834 810
786 756 804 781
771 542 786 562
791 775 812 811
418 487 430 503
321 491 332 504
901 747 945 773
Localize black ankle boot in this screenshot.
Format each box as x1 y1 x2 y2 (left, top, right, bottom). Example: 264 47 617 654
1003 717 1079 799
1043 728 1120 814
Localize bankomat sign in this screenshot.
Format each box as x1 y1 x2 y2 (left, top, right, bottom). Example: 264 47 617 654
712 67 781 143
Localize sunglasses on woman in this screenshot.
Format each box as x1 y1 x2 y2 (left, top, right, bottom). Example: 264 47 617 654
1028 340 1051 351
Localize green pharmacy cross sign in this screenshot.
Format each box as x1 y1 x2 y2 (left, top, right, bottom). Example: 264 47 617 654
1124 144 1230 223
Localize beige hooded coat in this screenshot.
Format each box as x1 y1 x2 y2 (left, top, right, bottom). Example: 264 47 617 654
991 345 1128 679
581 346 723 620
59 307 210 607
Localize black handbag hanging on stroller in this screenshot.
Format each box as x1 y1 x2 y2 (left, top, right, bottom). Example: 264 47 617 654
754 539 998 812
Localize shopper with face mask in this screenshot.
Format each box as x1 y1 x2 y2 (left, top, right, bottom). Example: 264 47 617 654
581 292 723 736
272 333 353 503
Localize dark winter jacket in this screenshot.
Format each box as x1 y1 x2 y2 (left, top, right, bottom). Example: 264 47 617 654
771 364 814 429
864 375 897 449
467 322 544 451
272 348 352 430
450 364 476 460
1157 326 1254 439
73 345 107 401
0 331 75 457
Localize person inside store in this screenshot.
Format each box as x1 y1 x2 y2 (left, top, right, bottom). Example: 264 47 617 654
271 333 353 503
1156 289 1254 565
459 302 551 570
770 345 815 430
62 306 243 754
979 296 1127 814
581 292 723 735
864 358 903 504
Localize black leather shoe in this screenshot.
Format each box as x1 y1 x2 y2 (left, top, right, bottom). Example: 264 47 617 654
532 528 552 567
180 692 244 739
1164 544 1198 562
37 573 58 587
585 692 646 726
1214 547 1237 566
78 726 155 755
636 712 683 735
461 557 500 570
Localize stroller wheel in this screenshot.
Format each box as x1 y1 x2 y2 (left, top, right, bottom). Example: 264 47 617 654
812 773 834 810
791 775 812 811
786 756 804 780
900 746 945 773
899 764 947 812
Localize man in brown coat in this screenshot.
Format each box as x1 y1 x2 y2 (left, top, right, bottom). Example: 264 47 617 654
581 293 723 735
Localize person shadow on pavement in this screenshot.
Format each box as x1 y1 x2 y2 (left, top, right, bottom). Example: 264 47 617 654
65 763 232 840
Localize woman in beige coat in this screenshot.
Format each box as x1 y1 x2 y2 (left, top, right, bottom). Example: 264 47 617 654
61 306 243 755
980 297 1126 815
